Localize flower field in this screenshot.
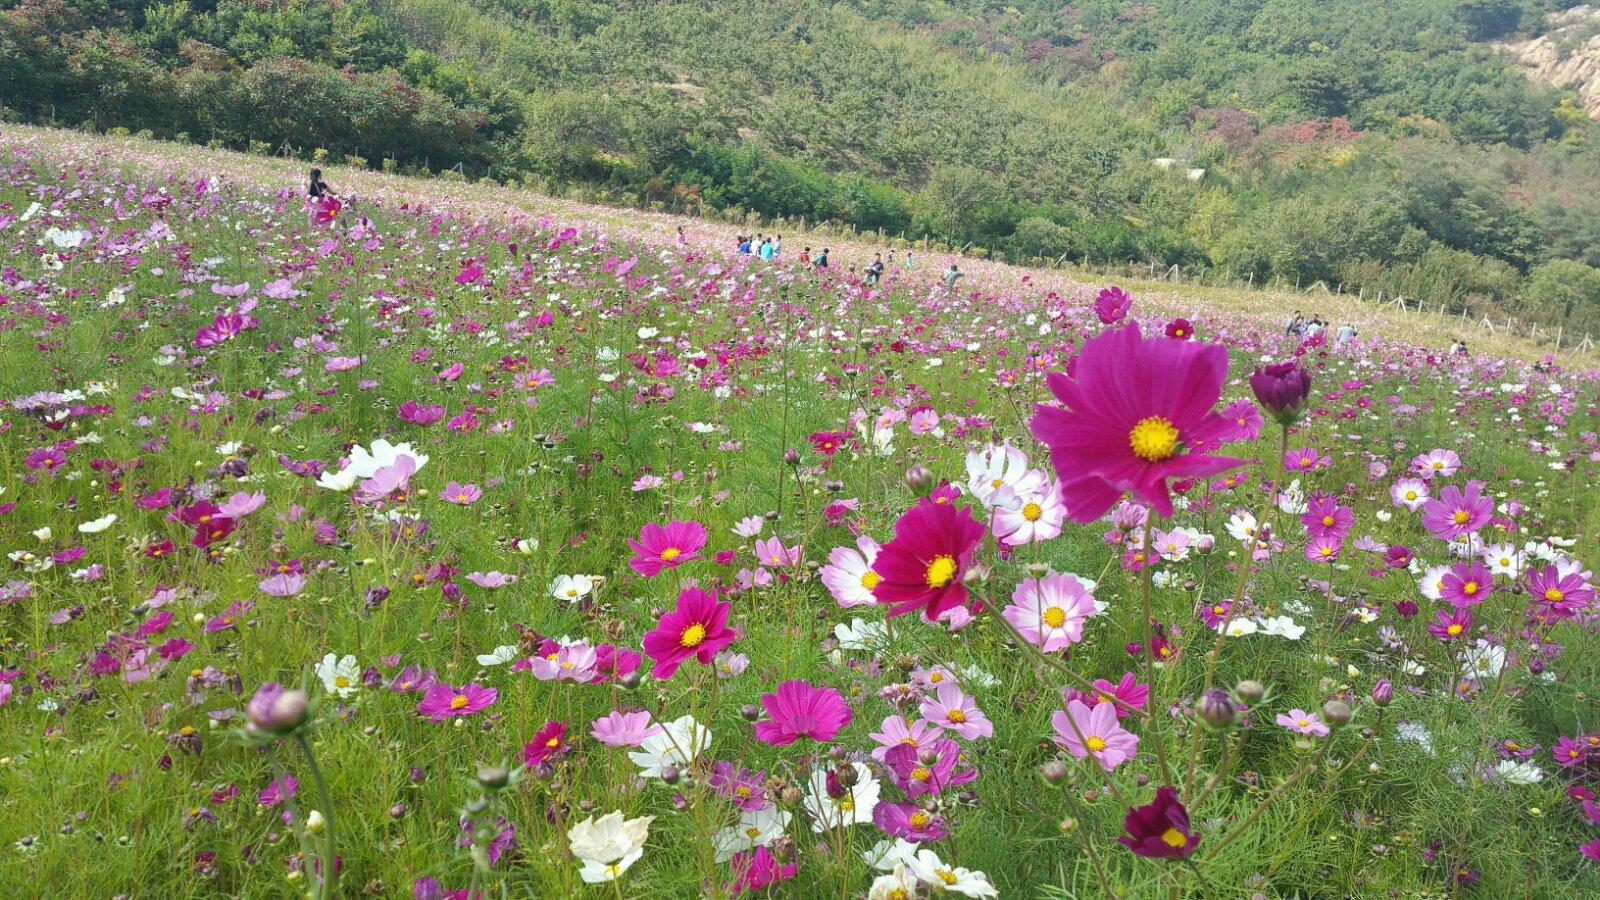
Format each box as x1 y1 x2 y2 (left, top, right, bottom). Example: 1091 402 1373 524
3 127 1600 898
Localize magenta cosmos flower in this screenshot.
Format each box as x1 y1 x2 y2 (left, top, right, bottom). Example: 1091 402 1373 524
870 499 985 621
628 519 708 577
1030 323 1244 522
416 682 497 722
641 586 736 679
1119 786 1200 859
1419 480 1492 541
753 680 852 745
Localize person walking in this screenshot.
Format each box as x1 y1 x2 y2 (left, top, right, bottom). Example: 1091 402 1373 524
943 262 963 290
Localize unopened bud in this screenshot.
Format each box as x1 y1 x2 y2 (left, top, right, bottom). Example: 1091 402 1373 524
1370 679 1393 707
1040 761 1069 785
740 704 762 721
660 766 681 785
904 465 934 495
476 765 510 790
1234 679 1265 705
1197 689 1238 729
1321 699 1353 728
961 564 989 589
783 448 801 466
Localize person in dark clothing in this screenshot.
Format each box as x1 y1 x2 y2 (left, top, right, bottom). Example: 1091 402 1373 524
865 253 885 284
308 168 333 199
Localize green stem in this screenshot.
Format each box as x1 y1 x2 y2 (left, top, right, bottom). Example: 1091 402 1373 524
295 733 338 900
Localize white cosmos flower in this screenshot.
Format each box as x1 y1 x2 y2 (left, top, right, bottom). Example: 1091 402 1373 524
315 439 428 491
316 653 361 697
628 715 712 779
804 762 879 831
906 848 999 897
568 810 653 865
1223 618 1259 637
32 527 52 541
712 806 791 861
864 838 922 872
550 574 596 603
965 442 1042 508
578 850 642 884
1257 615 1306 639
475 645 518 667
819 535 881 608
869 866 921 900
1495 760 1544 785
834 618 888 651
79 514 118 534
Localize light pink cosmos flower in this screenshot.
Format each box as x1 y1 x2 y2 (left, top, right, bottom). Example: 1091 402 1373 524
591 710 661 747
1052 698 1140 770
869 714 943 761
1002 574 1098 653
919 683 993 741
442 481 482 505
754 536 802 569
1276 709 1330 737
819 535 881 608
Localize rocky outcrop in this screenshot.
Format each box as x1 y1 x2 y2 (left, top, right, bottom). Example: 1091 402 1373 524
1498 6 1600 118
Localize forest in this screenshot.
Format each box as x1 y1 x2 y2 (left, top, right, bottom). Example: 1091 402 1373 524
7 0 1600 329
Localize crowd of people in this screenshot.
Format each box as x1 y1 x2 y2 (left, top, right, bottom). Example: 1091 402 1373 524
1286 311 1358 345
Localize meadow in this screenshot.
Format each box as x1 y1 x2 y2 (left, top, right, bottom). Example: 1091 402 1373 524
2 126 1599 898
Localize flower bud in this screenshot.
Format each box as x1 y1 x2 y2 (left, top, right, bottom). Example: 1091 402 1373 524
245 683 309 735
476 765 510 790
1197 689 1239 729
1234 679 1266 705
904 465 934 496
1040 761 1069 785
1249 360 1312 425
961 564 989 589
1370 679 1393 708
660 766 681 785
740 704 762 721
783 448 801 466
1321 699 1353 728
305 809 325 834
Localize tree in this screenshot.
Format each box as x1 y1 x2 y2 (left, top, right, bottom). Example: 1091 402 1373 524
912 165 1011 245
1522 260 1600 322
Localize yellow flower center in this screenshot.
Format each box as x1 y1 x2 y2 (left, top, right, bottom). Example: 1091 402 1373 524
660 547 681 561
1022 502 1043 522
745 826 761 838
910 766 933 782
566 589 578 597
1296 719 1310 728
936 870 959 886
1161 827 1187 849
1043 606 1067 628
1405 490 1417 500
1462 582 1478 595
910 811 932 829
1085 735 1107 752
546 736 560 748
924 555 957 588
1451 510 1469 525
334 676 350 688
1129 416 1180 462
861 570 882 590
1447 623 1463 636
680 623 707 648
450 694 469 709
1321 515 1334 526
734 785 752 798
1545 588 1564 602
179 726 195 736
947 710 967 724
1319 546 1333 557
990 478 1003 489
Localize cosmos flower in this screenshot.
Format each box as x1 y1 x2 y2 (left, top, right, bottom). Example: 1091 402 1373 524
1420 480 1493 540
753 680 853 745
1030 322 1244 522
1276 709 1330 736
642 586 737 680
870 499 984 621
1002 573 1098 653
1052 698 1140 770
1118 786 1200 859
627 519 708 577
415 682 497 722
820 535 882 608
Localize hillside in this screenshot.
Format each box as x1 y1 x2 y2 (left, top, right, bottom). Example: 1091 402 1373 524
6 1 1600 333
1500 5 1600 117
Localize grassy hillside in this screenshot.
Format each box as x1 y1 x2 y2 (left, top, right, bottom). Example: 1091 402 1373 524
6 1 1600 331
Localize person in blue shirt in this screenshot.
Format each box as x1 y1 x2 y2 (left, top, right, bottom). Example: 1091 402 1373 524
759 238 775 261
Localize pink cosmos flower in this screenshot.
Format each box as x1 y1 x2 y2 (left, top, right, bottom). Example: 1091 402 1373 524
1420 481 1493 540
441 481 481 505
628 519 708 577
1301 498 1354 541
591 710 661 747
1030 322 1244 522
398 401 446 425
1304 536 1342 562
1067 672 1149 719
1052 698 1140 770
1439 561 1493 608
1525 564 1594 616
1275 709 1329 737
1428 607 1473 641
753 680 853 745
523 720 570 766
870 499 985 621
1390 478 1430 511
1094 285 1132 324
819 535 881 608
258 572 307 597
416 682 497 722
1411 448 1462 479
1002 574 1097 653
754 536 802 569
919 682 993 741
641 586 736 679
868 714 943 761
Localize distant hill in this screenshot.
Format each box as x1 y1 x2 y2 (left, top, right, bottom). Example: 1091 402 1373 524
5 0 1600 331
1499 5 1600 117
